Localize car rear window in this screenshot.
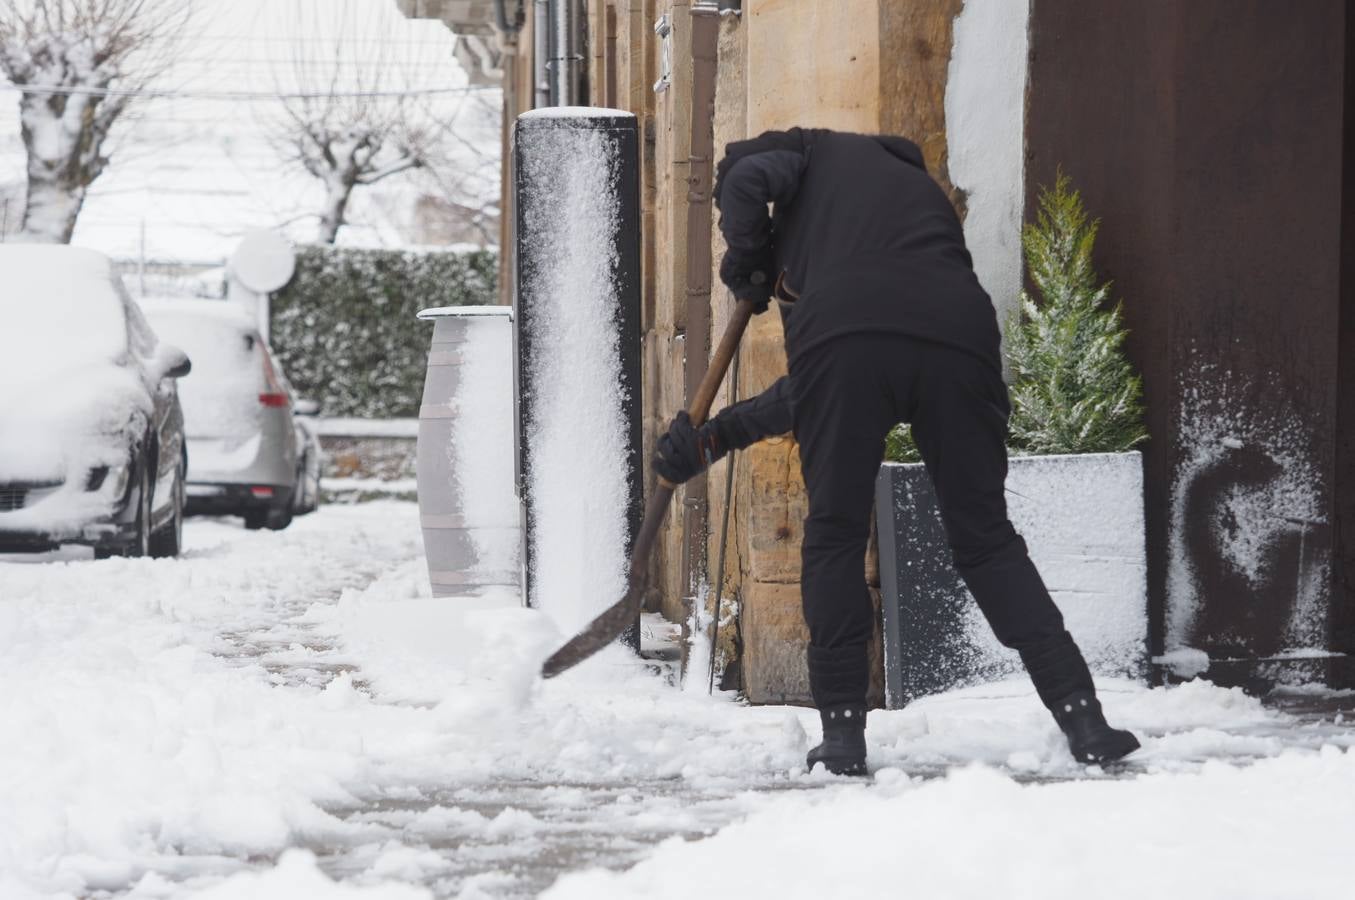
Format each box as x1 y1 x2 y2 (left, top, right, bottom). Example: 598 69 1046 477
145 309 265 438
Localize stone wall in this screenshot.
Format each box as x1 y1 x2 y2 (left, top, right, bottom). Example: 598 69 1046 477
708 0 975 705
486 0 1017 704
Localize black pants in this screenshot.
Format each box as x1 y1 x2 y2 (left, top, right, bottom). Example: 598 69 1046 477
789 333 1094 711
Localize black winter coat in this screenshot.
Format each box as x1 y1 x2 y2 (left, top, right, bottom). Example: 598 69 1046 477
716 128 1002 375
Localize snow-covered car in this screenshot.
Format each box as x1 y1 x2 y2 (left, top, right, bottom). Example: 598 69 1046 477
0 246 190 558
140 300 306 530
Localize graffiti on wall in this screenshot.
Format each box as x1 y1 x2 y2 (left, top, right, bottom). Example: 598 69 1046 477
1167 360 1330 659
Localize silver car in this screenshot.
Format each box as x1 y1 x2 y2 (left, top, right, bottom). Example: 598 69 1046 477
142 300 309 530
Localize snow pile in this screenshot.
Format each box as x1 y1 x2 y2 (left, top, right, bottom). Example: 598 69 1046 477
515 113 634 632
2 500 1354 897
190 851 429 900
0 505 429 897
544 746 1355 900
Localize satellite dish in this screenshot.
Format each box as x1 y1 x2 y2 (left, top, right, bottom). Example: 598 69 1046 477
230 230 297 293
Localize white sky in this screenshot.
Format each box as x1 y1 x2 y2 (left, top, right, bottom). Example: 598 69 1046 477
0 0 502 263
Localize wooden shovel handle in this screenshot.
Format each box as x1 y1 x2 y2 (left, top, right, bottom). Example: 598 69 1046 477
690 298 757 426
655 298 758 489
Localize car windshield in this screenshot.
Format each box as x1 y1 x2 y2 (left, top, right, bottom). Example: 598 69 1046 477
143 305 264 439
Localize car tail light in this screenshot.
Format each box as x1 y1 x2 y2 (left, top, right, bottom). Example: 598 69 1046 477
251 486 275 498
258 344 291 409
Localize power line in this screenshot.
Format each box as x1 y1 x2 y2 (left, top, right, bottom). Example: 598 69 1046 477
193 35 466 46
0 82 499 101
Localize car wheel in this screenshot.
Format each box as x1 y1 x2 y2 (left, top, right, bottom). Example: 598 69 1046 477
149 455 185 559
291 462 306 514
266 495 294 531
113 455 153 558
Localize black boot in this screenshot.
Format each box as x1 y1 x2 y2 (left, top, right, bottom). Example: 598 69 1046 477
1053 691 1140 764
806 704 868 775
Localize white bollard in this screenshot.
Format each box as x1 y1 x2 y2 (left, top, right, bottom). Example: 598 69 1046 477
416 306 521 598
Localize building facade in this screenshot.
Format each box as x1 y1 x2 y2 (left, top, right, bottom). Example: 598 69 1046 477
401 0 1355 700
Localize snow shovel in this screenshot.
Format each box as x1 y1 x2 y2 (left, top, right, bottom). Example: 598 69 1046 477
540 297 760 678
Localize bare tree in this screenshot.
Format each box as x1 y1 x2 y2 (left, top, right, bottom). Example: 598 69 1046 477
270 0 493 245
0 0 189 243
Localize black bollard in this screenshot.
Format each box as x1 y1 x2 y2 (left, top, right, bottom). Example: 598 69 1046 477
513 109 643 649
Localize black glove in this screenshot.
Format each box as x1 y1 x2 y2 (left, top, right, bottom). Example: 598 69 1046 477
719 246 775 313
654 411 728 484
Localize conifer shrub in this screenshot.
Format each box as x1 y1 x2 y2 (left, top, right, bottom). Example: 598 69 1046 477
884 172 1145 463
1005 173 1146 455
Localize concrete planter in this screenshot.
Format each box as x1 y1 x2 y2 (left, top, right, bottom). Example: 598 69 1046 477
875 451 1149 707
416 306 520 598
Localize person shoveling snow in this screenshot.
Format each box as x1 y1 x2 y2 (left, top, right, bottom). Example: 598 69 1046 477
653 128 1140 776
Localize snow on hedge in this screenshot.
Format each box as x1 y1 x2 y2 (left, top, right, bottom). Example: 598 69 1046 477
269 246 497 420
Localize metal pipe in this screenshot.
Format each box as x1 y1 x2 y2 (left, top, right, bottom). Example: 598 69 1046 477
708 344 739 693
534 0 550 108
681 4 721 602
547 0 585 105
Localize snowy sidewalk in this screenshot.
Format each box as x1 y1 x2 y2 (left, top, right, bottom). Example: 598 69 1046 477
2 501 1353 899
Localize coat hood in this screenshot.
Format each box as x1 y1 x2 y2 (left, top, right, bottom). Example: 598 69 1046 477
871 134 926 170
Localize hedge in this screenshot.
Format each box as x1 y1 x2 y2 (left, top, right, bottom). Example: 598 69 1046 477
270 245 497 418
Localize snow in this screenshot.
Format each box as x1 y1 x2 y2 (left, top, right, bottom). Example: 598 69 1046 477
447 314 520 584
191 850 429 899
325 477 419 493
516 114 633 630
317 419 421 439
880 451 1147 702
140 299 263 440
1 502 1353 897
417 305 513 319
0 245 130 382
0 245 157 533
518 107 632 120
545 747 1355 900
1166 355 1329 661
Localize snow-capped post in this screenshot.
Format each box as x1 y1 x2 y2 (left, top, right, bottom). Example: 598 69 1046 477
513 108 643 645
416 306 521 598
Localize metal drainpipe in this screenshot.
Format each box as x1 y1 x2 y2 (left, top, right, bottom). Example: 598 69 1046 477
534 0 550 108
682 3 721 601
547 0 585 105
494 1 523 306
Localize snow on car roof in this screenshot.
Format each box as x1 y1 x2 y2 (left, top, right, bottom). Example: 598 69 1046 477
138 297 258 331
0 245 128 384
